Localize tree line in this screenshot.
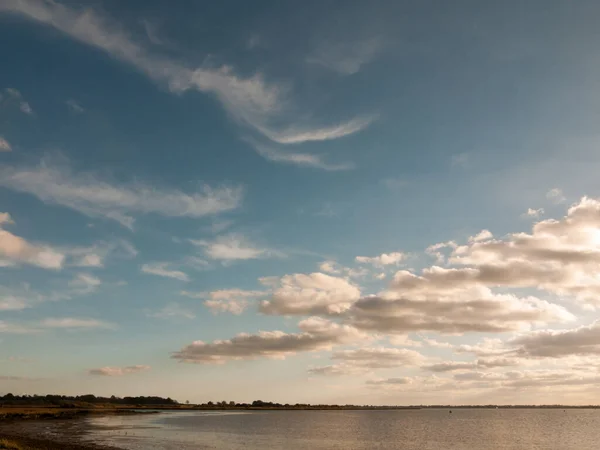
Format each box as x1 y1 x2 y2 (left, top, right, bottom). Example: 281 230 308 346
0 393 178 406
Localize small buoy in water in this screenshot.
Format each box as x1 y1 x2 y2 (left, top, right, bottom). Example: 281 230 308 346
449 410 452 414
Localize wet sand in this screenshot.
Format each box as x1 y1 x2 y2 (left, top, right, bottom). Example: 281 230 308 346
0 418 122 449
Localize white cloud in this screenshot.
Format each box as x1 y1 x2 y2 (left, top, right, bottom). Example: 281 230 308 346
147 302 195 320
191 234 282 261
66 99 84 113
0 214 65 269
0 159 242 228
257 116 376 145
306 37 381 75
260 272 361 316
0 1 372 151
319 260 341 274
355 252 405 267
425 240 457 264
445 197 600 307
172 317 367 364
349 284 573 334
184 289 265 315
0 136 12 152
546 188 566 204
524 208 544 218
89 365 150 376
468 230 493 243
141 262 189 282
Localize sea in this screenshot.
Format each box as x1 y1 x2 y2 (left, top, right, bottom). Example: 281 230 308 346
79 408 600 449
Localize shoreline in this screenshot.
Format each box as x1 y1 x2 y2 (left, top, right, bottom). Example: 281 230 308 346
0 419 122 450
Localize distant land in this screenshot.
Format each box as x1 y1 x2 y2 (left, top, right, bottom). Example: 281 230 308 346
1 394 600 414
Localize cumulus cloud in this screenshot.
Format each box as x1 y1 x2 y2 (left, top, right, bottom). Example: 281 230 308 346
0 213 65 269
442 197 600 307
0 159 242 229
89 365 150 376
0 136 12 152
348 285 573 334
0 1 373 163
141 262 189 282
183 289 265 315
355 252 405 267
260 273 361 316
468 230 493 243
425 240 457 264
191 234 282 261
510 321 600 358
172 317 367 364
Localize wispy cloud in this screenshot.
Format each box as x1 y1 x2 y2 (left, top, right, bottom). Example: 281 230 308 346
0 158 243 228
40 317 115 330
182 289 265 315
0 296 30 311
1 88 33 115
0 212 65 269
0 136 12 152
246 139 354 171
257 116 376 145
355 252 405 268
68 273 102 294
451 152 470 168
89 365 150 376
65 99 84 113
307 37 382 75
523 208 544 218
147 302 195 319
546 188 566 204
191 234 283 261
0 1 372 148
141 262 189 282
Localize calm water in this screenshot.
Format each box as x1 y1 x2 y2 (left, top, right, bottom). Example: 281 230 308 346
82 409 600 449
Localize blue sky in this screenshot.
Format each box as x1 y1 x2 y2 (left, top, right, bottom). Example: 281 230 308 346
2 0 600 405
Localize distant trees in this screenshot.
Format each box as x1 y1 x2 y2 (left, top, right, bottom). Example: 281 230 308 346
0 393 179 407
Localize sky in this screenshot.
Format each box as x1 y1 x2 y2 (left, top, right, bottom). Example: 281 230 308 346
2 0 600 405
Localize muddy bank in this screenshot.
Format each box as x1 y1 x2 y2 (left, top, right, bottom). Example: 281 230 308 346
0 418 122 449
